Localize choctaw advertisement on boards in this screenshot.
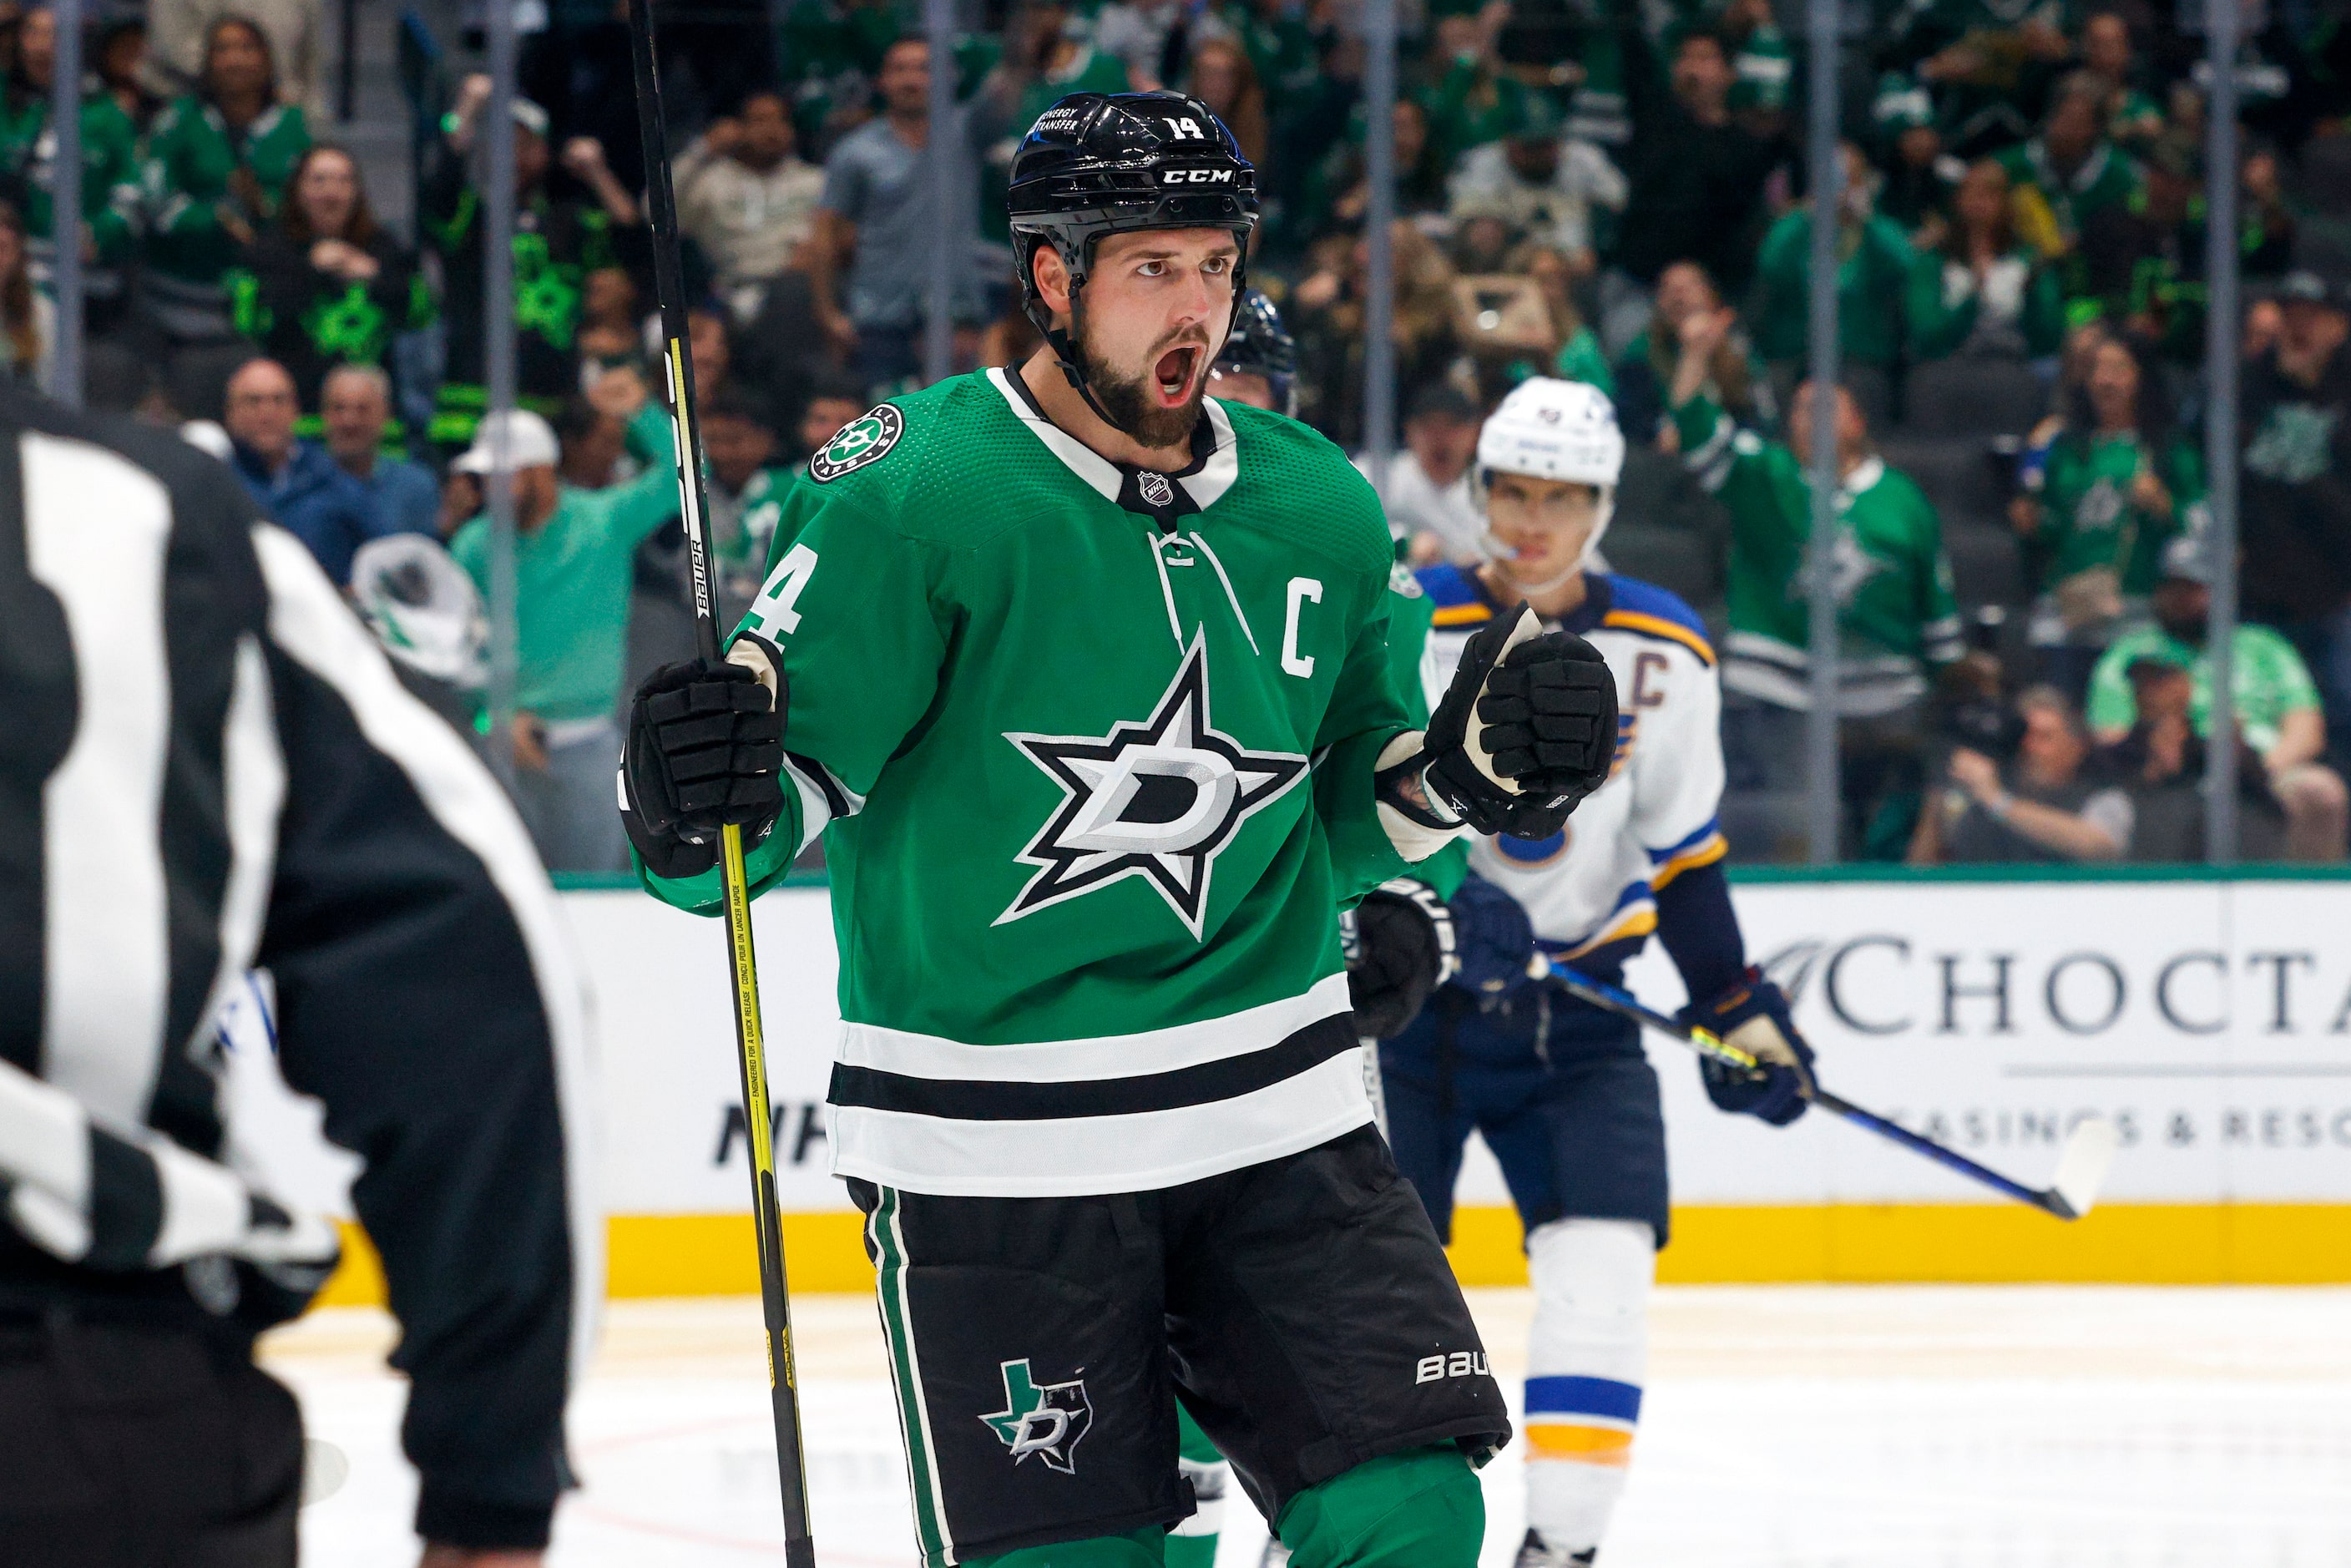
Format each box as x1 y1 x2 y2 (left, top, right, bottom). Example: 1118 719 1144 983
567 881 2351 1217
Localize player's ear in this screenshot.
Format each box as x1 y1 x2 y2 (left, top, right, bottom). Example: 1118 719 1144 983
1031 241 1074 319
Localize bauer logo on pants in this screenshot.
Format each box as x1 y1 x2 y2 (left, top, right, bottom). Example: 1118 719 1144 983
981 1359 1093 1473
1415 1350 1491 1383
809 404 903 483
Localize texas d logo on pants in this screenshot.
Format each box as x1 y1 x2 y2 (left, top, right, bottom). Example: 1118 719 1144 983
981 1359 1093 1474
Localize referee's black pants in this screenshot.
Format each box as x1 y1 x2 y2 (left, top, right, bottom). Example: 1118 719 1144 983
0 1308 301 1566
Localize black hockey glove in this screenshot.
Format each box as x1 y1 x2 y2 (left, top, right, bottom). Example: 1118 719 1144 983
1344 878 1458 1039
620 642 786 880
1384 606 1619 840
1682 969 1817 1126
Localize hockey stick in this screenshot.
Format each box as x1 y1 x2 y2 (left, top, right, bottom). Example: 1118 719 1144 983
1543 961 2118 1222
623 8 816 1561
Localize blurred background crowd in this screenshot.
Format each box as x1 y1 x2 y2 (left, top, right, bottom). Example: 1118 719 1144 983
4 0 2346 870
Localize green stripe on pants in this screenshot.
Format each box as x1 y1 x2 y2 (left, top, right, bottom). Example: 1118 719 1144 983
871 1187 957 1565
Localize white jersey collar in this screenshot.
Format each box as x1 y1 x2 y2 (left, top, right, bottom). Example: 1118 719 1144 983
984 364 1241 512
1178 397 1240 512
988 365 1123 502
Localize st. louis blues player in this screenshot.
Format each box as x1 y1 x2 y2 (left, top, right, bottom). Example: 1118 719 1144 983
1366 377 1821 1566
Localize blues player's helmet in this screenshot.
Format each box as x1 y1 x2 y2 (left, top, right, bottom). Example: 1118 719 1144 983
1477 377 1625 489
1210 291 1297 416
1009 93 1258 425
1475 377 1626 577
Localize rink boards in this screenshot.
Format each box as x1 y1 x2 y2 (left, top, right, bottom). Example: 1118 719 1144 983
319 868 2351 1301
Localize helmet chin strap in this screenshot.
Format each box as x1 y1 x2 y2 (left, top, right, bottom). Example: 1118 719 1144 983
1043 286 1145 438
1479 491 1615 599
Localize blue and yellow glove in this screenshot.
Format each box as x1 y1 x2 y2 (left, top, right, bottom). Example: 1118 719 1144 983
1681 968 1816 1126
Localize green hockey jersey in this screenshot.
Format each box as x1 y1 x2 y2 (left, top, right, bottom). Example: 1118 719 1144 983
1379 559 1468 899
2031 430 2202 594
641 368 1448 1196
139 98 311 288
1676 392 1963 715
0 89 139 266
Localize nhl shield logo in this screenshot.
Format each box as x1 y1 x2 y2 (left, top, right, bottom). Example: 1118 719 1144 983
1136 470 1176 508
809 404 904 483
980 1359 1093 1474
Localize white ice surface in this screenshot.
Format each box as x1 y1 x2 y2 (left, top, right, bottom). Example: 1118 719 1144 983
262 1286 2351 1566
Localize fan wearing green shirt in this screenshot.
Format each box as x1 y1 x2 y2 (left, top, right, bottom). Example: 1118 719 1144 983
1905 159 2065 366
138 17 311 338
2078 11 2164 153
974 0 1132 245
2086 533 2348 862
1671 301 1966 859
447 367 682 872
1993 72 2143 295
2010 332 2200 695
0 7 140 316
699 387 800 628
1748 140 1918 425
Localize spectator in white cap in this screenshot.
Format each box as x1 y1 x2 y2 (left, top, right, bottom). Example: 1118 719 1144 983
446 366 682 872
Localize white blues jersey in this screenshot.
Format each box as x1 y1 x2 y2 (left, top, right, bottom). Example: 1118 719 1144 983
1418 565 1727 966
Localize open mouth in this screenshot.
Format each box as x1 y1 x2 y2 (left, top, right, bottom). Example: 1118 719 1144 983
1152 345 1202 407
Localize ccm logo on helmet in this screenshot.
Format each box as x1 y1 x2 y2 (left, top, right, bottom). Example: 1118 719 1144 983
1415 1351 1492 1383
1161 167 1236 184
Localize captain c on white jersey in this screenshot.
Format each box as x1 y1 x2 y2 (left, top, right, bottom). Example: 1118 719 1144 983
1348 377 1822 1568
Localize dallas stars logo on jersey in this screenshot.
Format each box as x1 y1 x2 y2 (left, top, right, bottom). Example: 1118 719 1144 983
1790 527 1888 608
811 404 904 483
998 635 1307 939
980 1359 1093 1473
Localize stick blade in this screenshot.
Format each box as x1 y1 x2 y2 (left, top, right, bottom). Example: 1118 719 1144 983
2046 1115 2119 1220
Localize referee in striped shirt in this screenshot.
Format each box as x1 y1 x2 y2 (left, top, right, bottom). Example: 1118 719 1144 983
0 385 597 1565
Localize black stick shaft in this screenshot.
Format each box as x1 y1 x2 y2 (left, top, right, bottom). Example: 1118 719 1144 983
626 0 722 665
624 5 818 1558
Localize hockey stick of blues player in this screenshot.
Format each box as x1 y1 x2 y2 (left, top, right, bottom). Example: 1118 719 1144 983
1545 963 2118 1221
624 3 817 1560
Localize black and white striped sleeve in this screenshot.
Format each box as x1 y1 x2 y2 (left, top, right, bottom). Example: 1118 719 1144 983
249 521 599 1551
0 393 596 1556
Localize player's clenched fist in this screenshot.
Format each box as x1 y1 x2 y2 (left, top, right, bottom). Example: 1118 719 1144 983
1387 604 1619 840
620 640 786 878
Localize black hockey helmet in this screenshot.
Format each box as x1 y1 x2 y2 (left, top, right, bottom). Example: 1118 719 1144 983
1211 289 1297 416
1009 91 1259 430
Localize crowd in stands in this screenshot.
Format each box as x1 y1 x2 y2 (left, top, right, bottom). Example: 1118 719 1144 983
0 0 2344 870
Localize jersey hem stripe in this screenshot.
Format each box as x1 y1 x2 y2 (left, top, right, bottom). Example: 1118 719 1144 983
829 1013 1358 1121
834 973 1352 1084
827 1051 1376 1196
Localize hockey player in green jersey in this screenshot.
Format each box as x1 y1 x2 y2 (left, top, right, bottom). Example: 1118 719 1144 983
622 92 1622 1568
1167 286 1470 1568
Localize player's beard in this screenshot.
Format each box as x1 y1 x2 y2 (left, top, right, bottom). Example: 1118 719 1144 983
1076 318 1212 450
